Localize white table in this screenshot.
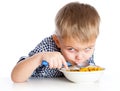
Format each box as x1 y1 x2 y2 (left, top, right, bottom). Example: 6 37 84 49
1 70 120 91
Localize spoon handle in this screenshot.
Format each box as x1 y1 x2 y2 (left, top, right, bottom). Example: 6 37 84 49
41 60 72 67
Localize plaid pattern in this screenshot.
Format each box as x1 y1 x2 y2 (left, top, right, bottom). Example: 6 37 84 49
19 35 95 78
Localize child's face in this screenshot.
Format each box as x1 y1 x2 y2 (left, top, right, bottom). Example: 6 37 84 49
53 35 96 65
60 39 95 65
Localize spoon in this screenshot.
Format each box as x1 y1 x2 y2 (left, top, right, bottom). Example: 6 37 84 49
41 60 89 70
67 62 90 70
41 60 72 67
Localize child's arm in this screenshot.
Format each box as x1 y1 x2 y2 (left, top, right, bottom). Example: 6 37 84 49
11 53 43 83
11 52 68 83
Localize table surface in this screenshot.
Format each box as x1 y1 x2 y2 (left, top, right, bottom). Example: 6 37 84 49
0 70 120 91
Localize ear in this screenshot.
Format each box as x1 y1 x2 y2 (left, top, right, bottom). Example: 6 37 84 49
52 34 61 48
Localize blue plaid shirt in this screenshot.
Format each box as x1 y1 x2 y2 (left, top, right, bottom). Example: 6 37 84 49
18 35 95 78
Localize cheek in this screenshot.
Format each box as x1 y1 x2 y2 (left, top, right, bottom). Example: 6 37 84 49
85 53 93 60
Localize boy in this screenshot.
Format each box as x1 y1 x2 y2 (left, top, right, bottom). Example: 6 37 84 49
11 2 100 83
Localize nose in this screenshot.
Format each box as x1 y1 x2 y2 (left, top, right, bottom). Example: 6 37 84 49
76 51 85 60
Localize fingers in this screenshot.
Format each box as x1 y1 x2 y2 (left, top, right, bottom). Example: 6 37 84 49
49 59 66 69
62 61 68 69
41 52 68 69
49 60 53 68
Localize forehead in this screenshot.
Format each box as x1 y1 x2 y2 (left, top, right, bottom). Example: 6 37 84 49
60 38 96 48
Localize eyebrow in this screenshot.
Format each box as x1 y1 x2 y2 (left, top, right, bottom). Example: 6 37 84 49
65 45 95 49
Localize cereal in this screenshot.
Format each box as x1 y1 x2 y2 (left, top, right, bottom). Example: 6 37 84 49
67 66 104 72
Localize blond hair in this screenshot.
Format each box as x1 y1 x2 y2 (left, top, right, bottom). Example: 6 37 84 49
55 2 100 43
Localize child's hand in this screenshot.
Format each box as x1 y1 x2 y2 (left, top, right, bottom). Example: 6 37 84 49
41 52 68 69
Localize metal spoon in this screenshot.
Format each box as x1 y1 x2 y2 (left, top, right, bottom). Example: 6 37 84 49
41 60 89 70
41 60 72 67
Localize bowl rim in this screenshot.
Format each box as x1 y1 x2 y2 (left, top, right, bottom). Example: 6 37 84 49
60 67 105 73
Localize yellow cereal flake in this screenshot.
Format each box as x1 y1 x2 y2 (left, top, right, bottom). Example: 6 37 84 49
68 66 104 72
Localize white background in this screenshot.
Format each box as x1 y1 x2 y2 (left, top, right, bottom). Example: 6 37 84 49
0 0 120 78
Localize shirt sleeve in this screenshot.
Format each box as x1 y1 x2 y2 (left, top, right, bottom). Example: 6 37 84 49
17 42 43 63
87 54 95 65
17 35 57 63
17 56 27 63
